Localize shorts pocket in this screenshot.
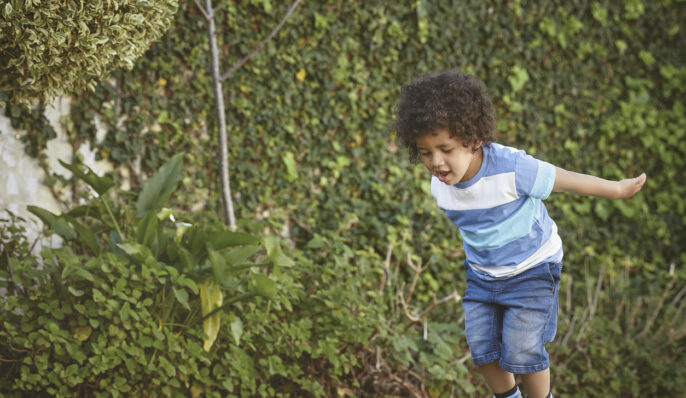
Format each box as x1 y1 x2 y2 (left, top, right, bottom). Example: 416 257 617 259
545 262 562 291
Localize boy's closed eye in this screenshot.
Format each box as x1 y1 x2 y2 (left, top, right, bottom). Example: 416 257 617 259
419 147 454 157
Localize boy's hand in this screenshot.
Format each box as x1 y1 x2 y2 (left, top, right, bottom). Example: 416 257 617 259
616 173 647 199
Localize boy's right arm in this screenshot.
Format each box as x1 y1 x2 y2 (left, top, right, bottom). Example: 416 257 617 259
552 167 646 199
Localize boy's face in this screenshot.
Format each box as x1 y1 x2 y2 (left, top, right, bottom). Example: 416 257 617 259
415 128 482 185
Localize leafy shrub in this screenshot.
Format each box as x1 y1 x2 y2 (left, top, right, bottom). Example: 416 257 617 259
0 154 283 396
551 266 686 397
0 0 178 106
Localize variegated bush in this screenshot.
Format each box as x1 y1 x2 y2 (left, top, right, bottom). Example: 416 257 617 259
0 0 178 106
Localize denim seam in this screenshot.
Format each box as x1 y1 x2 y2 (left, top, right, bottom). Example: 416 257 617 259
490 285 497 354
472 351 501 366
499 358 550 374
544 262 562 342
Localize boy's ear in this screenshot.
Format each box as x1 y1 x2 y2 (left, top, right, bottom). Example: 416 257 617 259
468 140 483 153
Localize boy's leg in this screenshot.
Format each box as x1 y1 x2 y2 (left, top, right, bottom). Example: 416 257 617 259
497 262 561 398
479 361 516 394
520 368 550 398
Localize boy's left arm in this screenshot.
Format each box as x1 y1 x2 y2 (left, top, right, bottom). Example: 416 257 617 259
552 167 646 199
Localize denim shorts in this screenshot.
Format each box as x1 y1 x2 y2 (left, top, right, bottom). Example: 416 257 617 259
462 261 562 374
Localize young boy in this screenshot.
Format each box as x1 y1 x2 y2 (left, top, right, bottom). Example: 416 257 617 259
393 70 646 398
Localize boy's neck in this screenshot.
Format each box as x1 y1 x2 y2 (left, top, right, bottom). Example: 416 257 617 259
461 146 484 182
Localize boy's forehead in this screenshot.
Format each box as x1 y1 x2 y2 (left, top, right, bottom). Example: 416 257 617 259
417 128 457 146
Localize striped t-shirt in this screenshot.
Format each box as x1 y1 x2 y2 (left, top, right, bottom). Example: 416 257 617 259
431 143 563 278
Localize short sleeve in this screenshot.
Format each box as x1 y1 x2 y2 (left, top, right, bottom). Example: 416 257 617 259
514 151 556 200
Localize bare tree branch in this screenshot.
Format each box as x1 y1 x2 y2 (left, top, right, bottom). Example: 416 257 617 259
220 0 303 82
204 0 237 229
193 0 211 21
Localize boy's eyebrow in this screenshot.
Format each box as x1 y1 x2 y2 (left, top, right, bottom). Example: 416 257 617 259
418 143 453 150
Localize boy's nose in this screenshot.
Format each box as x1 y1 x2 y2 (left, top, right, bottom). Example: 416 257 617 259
432 155 444 167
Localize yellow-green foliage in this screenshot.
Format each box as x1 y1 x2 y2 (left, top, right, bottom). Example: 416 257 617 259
0 0 178 106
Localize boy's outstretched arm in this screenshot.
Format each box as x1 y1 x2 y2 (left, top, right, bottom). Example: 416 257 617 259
553 167 646 199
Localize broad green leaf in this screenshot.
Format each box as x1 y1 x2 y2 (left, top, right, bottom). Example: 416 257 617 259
66 204 102 220
137 212 159 248
27 206 76 240
183 226 208 261
207 230 260 250
224 245 261 266
64 216 100 255
58 160 114 196
208 249 227 277
136 153 184 218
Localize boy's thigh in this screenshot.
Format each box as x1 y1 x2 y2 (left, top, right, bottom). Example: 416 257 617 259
462 266 504 365
499 262 562 374
462 298 503 365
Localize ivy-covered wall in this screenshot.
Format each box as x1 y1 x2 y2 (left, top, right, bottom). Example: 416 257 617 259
13 0 680 266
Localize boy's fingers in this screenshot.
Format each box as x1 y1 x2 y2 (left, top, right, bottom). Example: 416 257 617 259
636 173 646 186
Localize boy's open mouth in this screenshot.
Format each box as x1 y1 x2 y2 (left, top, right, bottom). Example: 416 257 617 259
436 170 450 183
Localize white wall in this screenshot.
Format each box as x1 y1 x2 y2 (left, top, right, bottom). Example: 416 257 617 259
0 97 113 254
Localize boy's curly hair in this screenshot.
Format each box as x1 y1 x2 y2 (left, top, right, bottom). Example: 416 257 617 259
393 70 496 161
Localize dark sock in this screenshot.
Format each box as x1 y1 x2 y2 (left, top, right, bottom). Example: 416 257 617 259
494 385 518 398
